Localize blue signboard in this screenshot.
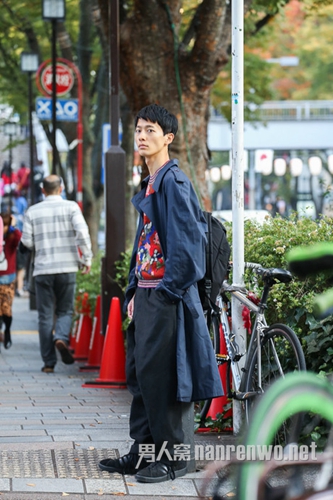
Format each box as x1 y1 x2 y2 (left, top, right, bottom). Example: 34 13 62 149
36 97 79 122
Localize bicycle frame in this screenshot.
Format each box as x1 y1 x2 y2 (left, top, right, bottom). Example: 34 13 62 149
217 269 287 402
216 286 266 397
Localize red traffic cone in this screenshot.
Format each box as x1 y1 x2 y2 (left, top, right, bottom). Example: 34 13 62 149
83 297 126 388
69 318 78 352
73 293 92 361
206 322 233 429
80 295 104 371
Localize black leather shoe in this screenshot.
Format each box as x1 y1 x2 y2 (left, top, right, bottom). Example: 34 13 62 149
135 460 187 483
41 365 55 373
55 339 74 364
99 453 147 475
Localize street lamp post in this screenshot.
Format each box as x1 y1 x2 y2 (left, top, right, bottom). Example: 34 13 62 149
42 0 66 175
101 0 126 335
20 52 39 205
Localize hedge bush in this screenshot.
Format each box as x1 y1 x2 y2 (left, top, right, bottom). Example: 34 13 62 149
239 213 333 374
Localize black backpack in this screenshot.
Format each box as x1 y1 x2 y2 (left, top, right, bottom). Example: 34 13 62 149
198 211 231 311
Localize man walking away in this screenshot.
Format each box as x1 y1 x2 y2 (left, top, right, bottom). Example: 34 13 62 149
20 175 92 373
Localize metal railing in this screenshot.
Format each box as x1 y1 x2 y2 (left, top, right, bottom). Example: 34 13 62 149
212 100 333 122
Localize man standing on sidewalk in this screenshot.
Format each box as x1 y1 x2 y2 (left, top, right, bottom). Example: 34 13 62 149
99 104 222 483
20 175 92 373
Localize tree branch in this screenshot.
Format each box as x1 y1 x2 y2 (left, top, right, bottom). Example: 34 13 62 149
0 0 40 54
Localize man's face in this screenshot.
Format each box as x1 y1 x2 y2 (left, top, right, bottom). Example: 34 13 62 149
135 118 173 158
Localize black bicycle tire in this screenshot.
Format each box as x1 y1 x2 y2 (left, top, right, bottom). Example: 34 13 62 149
199 313 221 423
244 322 306 422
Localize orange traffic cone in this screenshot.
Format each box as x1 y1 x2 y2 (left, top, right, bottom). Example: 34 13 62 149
206 322 233 428
82 297 127 388
80 295 104 371
73 293 92 361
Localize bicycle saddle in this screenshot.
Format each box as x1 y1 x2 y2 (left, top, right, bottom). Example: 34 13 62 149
262 268 293 284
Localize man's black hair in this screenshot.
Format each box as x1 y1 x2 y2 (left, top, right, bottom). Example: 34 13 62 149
135 104 178 136
43 175 62 194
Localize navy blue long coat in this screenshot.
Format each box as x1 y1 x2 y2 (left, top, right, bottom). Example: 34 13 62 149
125 159 223 403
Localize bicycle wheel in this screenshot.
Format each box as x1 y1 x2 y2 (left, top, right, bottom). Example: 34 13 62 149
237 371 333 500
244 323 306 423
199 312 221 423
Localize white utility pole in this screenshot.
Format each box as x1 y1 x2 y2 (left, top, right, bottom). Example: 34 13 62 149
231 0 246 434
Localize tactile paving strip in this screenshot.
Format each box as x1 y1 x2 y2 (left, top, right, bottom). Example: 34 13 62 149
0 448 118 478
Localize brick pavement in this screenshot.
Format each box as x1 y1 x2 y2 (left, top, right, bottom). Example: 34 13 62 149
0 296 236 499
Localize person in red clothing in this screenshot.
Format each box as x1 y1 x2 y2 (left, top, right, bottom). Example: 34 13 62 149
16 162 30 197
0 213 21 349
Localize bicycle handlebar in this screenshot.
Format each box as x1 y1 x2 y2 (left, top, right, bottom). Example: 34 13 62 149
244 262 263 271
286 242 333 278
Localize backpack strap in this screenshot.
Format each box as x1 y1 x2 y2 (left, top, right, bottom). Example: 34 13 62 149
206 211 213 280
202 212 221 313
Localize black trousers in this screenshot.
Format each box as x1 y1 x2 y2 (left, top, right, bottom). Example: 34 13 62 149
126 287 184 461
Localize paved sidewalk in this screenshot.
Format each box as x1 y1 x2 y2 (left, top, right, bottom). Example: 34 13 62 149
0 297 236 499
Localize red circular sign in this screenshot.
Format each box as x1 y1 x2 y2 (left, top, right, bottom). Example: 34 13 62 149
40 62 74 96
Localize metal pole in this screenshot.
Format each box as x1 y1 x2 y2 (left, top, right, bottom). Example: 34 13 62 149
52 19 57 175
28 72 35 205
101 0 126 335
110 0 119 147
231 0 245 434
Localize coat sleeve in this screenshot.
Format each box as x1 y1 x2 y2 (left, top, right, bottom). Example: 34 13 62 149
123 215 142 311
155 172 207 302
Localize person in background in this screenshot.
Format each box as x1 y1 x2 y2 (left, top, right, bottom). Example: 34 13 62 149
12 192 28 297
16 162 30 197
1 161 12 187
20 175 93 373
32 160 45 203
0 213 21 349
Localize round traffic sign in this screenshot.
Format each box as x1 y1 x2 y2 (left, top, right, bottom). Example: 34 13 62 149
40 62 74 96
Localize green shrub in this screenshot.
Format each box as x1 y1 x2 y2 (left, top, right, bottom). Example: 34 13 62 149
75 252 103 318
236 213 333 374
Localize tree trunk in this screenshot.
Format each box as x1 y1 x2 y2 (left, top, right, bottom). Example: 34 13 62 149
116 0 233 209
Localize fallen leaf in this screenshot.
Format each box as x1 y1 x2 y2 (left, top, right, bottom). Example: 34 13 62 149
126 482 136 486
26 483 36 487
88 446 95 450
75 443 81 446
62 493 70 496
74 458 79 462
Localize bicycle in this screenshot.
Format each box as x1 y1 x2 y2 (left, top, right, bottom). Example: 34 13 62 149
231 243 333 500
234 370 333 500
201 371 333 500
200 262 306 427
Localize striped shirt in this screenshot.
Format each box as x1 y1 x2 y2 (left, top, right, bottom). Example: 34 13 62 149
21 195 93 277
